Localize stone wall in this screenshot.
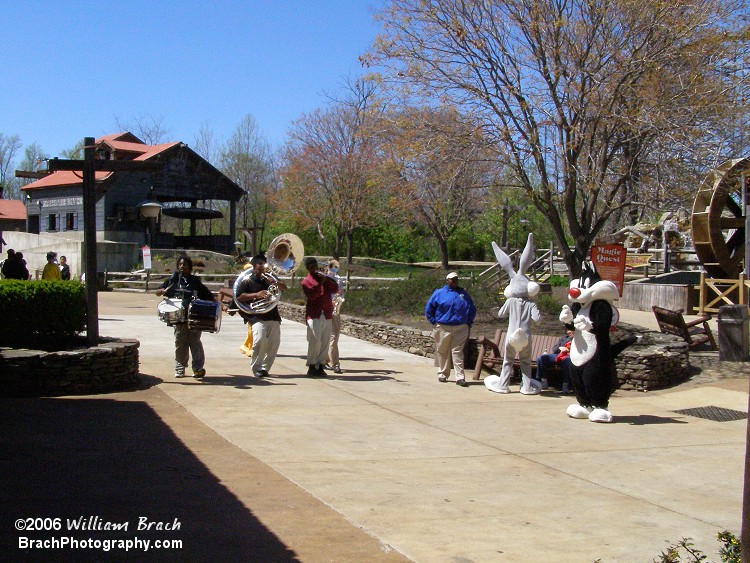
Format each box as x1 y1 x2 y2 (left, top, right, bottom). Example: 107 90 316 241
278 303 436 357
278 303 691 391
613 327 690 391
0 337 140 397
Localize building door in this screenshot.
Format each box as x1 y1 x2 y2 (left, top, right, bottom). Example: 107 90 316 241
28 214 40 234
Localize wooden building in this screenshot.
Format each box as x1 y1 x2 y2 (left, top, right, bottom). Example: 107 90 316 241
0 199 27 235
21 133 244 253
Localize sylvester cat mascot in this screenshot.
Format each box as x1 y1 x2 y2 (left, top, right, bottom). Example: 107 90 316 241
559 262 635 423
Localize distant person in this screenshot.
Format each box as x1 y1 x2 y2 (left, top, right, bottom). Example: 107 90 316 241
325 259 345 374
425 272 476 387
156 254 215 379
237 263 254 357
42 251 61 280
301 257 339 377
534 323 574 393
1 249 17 279
14 252 30 280
59 255 71 280
60 256 70 280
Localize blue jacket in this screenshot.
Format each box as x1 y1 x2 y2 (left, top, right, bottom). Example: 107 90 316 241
425 285 476 326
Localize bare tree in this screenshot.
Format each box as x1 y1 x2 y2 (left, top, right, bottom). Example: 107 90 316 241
0 133 22 199
280 77 387 262
220 114 275 254
114 114 170 145
368 0 749 276
380 105 490 269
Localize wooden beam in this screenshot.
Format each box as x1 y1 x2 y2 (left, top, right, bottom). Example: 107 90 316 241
14 170 49 179
46 158 162 172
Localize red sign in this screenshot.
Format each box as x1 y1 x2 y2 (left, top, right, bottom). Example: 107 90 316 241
590 244 626 296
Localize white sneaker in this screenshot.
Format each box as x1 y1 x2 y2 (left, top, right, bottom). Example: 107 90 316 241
174 372 186 378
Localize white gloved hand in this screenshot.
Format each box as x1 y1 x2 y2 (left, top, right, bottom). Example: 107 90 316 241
559 305 574 324
573 315 593 332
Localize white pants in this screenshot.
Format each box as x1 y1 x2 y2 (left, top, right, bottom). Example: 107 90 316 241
307 313 332 366
433 323 469 380
250 320 281 373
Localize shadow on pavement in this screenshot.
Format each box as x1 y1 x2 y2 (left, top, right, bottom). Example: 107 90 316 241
614 414 690 425
0 397 300 562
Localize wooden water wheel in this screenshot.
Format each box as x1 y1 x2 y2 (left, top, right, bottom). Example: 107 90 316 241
691 158 749 279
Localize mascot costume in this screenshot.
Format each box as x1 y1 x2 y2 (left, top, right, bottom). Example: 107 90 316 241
484 234 542 395
559 261 634 423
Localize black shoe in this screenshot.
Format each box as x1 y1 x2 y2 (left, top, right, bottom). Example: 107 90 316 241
306 365 318 377
254 370 264 378
456 379 468 387
316 364 328 377
260 369 269 378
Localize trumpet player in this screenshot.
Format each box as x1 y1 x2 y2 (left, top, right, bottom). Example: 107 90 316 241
302 257 339 377
235 254 287 378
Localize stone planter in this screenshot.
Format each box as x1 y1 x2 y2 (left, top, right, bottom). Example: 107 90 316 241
0 337 140 397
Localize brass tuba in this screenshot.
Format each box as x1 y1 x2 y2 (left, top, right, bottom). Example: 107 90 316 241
233 233 304 315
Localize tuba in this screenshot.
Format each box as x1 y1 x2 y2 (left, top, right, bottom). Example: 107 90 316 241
233 233 304 315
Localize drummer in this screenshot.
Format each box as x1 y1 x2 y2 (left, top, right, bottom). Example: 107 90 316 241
156 254 215 379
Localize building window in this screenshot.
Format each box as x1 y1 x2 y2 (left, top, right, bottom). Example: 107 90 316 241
47 214 59 232
65 212 77 231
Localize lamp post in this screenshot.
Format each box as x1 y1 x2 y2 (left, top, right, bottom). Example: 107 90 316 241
138 201 162 246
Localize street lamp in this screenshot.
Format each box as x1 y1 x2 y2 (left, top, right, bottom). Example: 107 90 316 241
137 200 162 246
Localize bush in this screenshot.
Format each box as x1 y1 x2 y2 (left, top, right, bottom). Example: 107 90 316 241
0 280 87 348
536 294 563 315
547 275 570 287
282 269 502 321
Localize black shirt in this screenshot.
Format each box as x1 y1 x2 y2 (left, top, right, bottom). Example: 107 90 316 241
236 274 282 324
160 272 214 306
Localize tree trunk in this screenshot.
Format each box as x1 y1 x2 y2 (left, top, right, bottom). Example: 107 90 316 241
438 237 450 270
346 230 354 264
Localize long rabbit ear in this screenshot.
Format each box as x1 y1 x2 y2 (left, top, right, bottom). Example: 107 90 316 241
518 233 535 274
491 241 516 277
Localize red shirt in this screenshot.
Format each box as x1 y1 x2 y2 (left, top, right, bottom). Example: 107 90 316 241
302 273 338 320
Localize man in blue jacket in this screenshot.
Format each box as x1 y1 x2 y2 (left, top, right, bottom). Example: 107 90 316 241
425 272 477 387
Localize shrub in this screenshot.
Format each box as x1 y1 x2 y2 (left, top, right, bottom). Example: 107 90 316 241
0 280 87 348
536 294 563 315
547 275 570 287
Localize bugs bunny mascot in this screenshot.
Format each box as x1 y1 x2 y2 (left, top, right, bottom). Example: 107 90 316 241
484 233 543 395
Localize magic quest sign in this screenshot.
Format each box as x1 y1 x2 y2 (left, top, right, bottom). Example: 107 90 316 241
590 243 626 296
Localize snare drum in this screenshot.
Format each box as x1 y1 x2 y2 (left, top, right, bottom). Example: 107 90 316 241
187 299 222 333
157 298 186 325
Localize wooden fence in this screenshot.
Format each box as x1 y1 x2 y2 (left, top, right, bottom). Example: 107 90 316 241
698 272 750 315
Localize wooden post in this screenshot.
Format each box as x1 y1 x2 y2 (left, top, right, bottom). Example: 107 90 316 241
82 137 99 346
699 271 706 316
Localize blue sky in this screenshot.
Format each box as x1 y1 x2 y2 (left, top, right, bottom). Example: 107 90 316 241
1 1 383 157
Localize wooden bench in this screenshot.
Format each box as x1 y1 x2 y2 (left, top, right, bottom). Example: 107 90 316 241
472 330 564 386
652 305 718 350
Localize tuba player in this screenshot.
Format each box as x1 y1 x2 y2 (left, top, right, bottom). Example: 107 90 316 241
235 253 287 378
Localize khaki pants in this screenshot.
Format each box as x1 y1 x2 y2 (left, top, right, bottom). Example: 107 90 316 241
306 312 332 367
250 320 281 373
432 323 469 380
328 313 341 366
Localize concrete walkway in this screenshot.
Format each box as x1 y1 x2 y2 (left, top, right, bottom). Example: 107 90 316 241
2 290 748 562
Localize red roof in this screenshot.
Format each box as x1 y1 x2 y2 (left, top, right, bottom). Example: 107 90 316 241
0 199 27 221
21 171 112 190
20 133 181 192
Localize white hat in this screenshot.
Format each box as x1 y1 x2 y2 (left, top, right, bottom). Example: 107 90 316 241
446 272 459 280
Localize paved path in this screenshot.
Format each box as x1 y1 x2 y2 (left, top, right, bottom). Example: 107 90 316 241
2 290 748 562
